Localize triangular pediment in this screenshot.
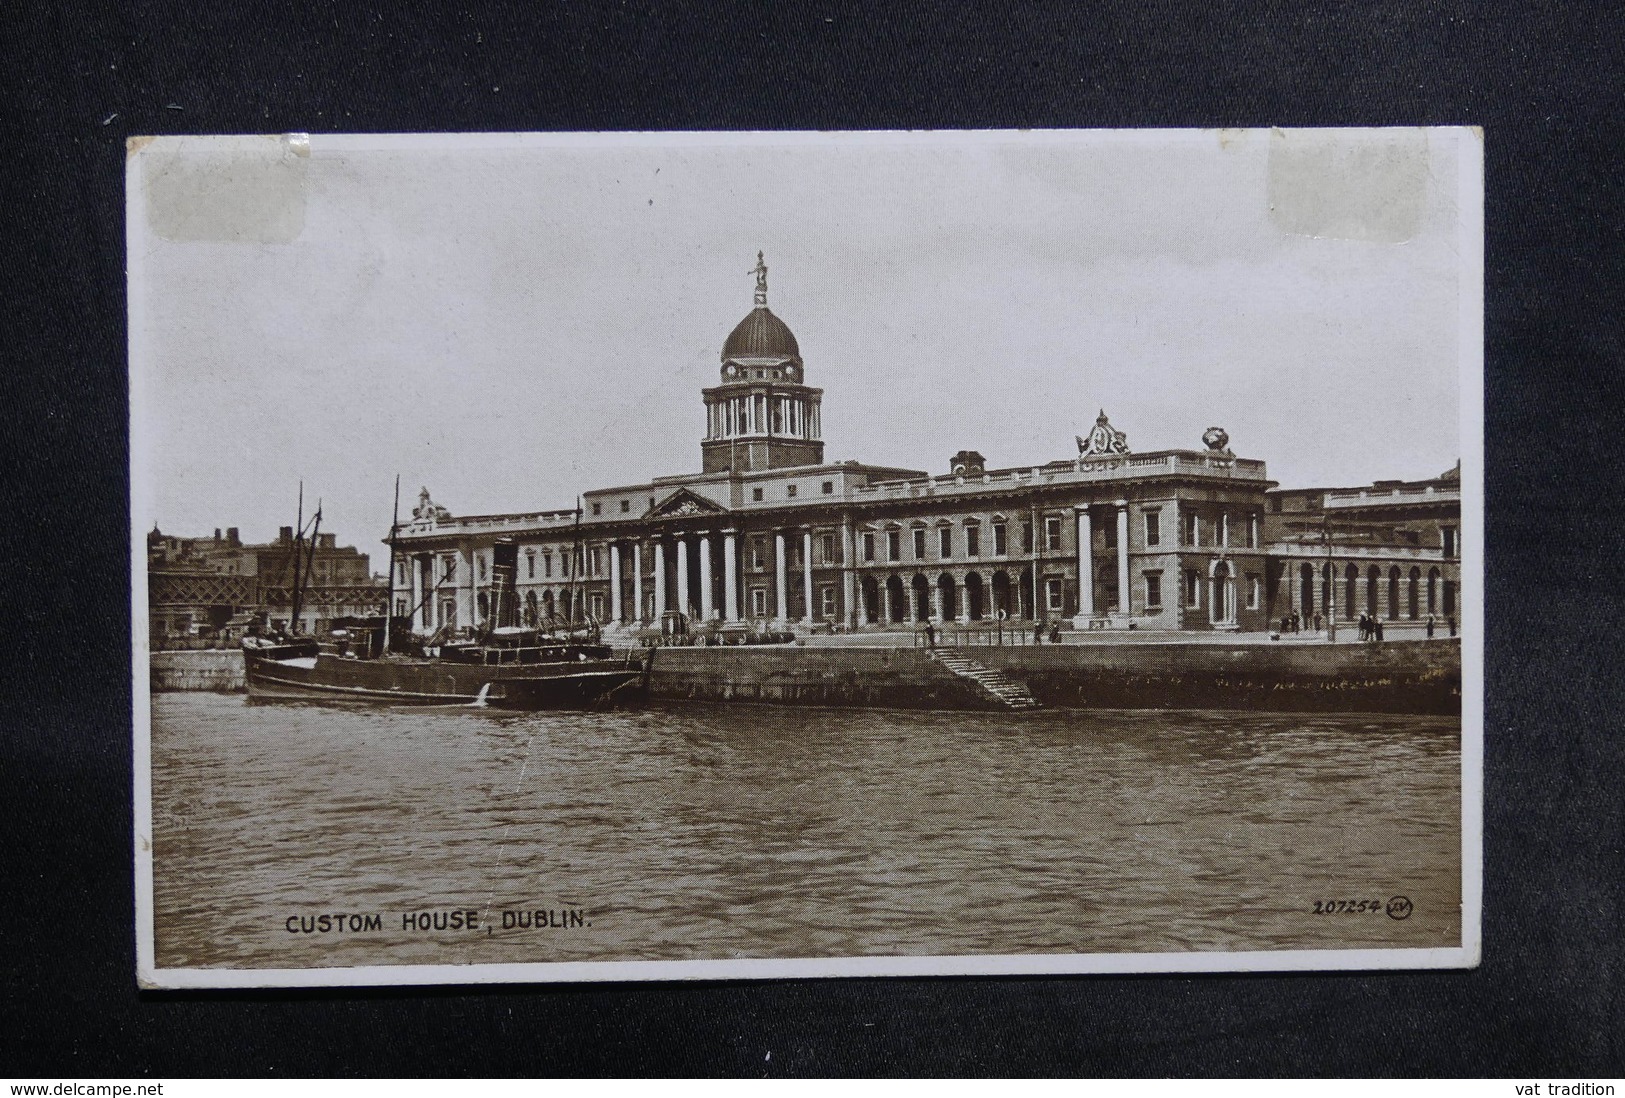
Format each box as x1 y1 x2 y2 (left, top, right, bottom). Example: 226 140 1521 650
647 487 729 519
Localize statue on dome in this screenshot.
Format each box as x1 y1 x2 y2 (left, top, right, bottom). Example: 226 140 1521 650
412 487 450 524
1077 410 1130 457
1202 426 1232 455
751 251 768 305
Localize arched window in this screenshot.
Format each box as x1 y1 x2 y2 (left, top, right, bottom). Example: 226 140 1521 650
1387 566 1401 620
1408 566 1421 619
1366 566 1380 617
1344 564 1359 621
1428 567 1440 615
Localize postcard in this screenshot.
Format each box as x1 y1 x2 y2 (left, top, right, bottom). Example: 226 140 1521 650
131 128 1482 987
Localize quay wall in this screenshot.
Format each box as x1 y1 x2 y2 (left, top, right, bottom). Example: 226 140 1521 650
974 639 1460 715
645 640 1459 715
150 649 246 693
645 647 997 711
148 642 1461 714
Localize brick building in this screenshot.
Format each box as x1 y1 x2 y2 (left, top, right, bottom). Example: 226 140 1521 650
146 524 384 642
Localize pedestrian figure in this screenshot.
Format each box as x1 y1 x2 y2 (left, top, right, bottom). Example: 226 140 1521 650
1426 614 1435 639
1448 615 1456 637
1375 619 1384 642
1034 619 1044 645
1314 612 1322 633
1049 622 1061 644
925 621 936 649
1357 613 1368 641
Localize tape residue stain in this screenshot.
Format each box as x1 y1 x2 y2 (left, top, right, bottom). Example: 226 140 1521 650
1267 129 1428 243
140 134 309 244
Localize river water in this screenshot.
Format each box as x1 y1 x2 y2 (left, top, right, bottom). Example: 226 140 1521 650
149 694 1461 970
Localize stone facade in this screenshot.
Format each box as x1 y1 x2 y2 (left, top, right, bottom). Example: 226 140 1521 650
391 262 1460 637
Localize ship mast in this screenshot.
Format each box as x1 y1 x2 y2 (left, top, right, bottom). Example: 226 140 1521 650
384 474 399 653
290 482 304 633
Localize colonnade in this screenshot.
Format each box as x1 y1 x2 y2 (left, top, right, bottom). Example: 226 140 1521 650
599 527 817 626
1074 500 1131 621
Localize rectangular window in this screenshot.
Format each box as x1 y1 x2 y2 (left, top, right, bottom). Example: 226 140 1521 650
1144 509 1161 547
752 487 764 502
787 484 798 498
1022 521 1033 553
590 593 604 620
1044 516 1062 552
822 481 834 495
939 527 953 558
395 598 407 617
1045 577 1064 612
476 555 486 580
820 534 835 564
862 532 875 563
542 553 552 578
887 530 901 562
1247 573 1261 610
560 556 570 579
1184 569 1201 608
751 588 767 617
1442 527 1457 557
590 547 602 577
591 502 602 516
1248 514 1259 549
526 554 535 579
751 538 765 569
820 586 836 619
913 528 927 560
445 555 457 580
621 499 631 513
1103 521 1117 550
993 523 1007 556
1183 512 1200 546
966 526 980 557
1144 571 1162 608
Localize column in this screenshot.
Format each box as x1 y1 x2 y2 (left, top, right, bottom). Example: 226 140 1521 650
459 546 475 629
840 517 856 629
676 536 690 618
723 530 740 621
774 530 788 624
802 529 814 624
698 532 714 621
653 539 666 618
632 540 644 624
1075 507 1094 622
609 542 622 624
410 553 423 631
1116 502 1131 618
955 575 970 624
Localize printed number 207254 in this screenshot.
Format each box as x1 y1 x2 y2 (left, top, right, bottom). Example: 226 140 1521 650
1312 899 1383 914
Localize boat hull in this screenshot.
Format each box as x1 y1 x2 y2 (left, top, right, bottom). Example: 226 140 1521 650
243 649 645 709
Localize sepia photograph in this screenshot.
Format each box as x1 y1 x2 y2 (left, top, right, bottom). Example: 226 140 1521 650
130 128 1482 987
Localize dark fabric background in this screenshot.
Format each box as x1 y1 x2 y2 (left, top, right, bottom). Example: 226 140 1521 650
3 1 1621 1078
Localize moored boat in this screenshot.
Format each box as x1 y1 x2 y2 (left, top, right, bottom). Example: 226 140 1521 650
243 625 647 709
241 481 646 709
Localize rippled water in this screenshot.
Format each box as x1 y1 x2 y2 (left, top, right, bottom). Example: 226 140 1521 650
149 694 1461 969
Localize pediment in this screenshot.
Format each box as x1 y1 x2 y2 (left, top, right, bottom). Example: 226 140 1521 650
647 488 729 519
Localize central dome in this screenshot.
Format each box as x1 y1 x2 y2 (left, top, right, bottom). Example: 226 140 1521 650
722 306 800 360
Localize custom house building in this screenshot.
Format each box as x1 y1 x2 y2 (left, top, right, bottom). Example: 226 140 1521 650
391 256 1460 637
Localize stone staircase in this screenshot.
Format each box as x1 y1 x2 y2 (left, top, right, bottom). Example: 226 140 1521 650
930 651 1041 711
